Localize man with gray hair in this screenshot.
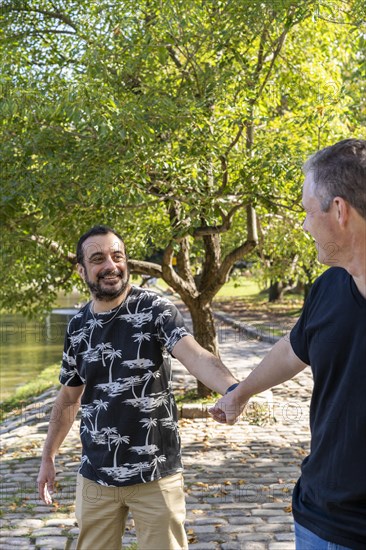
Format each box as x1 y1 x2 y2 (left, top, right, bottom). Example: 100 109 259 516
210 139 366 549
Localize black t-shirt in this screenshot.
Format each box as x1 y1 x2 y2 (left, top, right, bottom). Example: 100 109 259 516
60 286 191 487
290 267 366 549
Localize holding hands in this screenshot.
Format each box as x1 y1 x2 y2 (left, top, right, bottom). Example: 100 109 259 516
209 382 248 425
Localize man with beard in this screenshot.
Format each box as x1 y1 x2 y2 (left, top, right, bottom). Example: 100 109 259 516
37 225 239 550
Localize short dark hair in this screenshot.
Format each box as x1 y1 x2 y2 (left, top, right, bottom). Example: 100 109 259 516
76 225 126 265
303 138 366 220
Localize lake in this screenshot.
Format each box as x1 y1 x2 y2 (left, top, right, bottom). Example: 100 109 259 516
0 294 84 401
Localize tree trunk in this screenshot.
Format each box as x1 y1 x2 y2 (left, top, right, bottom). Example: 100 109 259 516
268 280 284 302
188 299 219 398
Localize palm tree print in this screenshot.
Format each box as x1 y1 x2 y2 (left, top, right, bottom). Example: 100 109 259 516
60 286 190 487
81 404 95 431
118 311 153 327
92 399 109 432
140 417 157 446
151 455 167 480
95 342 113 367
129 444 159 455
101 427 118 451
141 370 161 397
96 375 143 397
104 347 123 383
122 358 154 370
132 331 151 366
100 462 151 483
111 434 130 468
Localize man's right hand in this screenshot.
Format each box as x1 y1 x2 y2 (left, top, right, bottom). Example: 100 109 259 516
37 458 56 504
209 390 248 425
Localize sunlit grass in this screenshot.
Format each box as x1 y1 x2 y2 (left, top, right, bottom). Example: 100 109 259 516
214 276 261 299
0 363 60 421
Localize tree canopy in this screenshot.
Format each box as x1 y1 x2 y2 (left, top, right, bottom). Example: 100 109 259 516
1 1 365 375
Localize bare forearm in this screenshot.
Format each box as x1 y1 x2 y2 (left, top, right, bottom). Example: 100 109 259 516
235 337 307 402
38 385 83 504
41 387 82 460
210 337 307 425
173 336 238 394
187 352 238 394
42 402 79 459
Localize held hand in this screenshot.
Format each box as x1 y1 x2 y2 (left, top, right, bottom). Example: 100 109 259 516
37 458 56 505
209 392 247 425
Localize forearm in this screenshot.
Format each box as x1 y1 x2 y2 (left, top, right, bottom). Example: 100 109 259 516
172 336 238 395
210 337 307 424
42 404 79 459
235 337 307 403
41 387 82 460
186 350 238 395
38 385 82 503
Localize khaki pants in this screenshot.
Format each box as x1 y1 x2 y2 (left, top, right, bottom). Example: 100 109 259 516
75 472 188 550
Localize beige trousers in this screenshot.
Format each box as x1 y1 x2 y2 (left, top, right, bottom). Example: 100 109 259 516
75 472 188 550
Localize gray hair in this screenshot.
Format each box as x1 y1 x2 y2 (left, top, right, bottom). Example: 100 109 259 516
303 138 366 220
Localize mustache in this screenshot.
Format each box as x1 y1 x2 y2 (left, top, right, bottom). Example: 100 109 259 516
98 269 122 279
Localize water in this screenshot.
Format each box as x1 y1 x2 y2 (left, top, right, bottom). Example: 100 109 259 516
0 295 84 401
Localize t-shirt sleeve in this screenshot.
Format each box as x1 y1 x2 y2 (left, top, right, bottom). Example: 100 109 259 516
59 324 84 386
290 311 310 365
289 281 320 366
153 298 191 354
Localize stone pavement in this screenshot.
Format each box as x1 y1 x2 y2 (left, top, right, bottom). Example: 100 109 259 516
0 304 312 550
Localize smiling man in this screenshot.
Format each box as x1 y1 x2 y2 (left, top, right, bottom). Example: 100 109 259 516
37 225 239 550
76 229 131 305
210 139 366 550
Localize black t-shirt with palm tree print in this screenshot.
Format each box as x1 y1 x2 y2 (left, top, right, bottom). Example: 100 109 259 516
60 286 191 487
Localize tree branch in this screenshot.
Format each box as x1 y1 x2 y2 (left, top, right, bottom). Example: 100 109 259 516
6 6 78 31
161 244 198 301
128 259 162 278
30 235 76 264
176 236 196 286
198 233 221 292
10 29 77 37
193 203 244 237
166 44 183 69
218 237 257 285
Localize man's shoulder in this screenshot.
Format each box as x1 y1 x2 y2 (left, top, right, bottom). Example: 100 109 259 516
66 302 91 330
129 285 174 307
306 268 349 309
313 266 348 287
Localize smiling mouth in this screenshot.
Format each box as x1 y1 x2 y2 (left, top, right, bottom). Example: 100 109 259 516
99 272 122 281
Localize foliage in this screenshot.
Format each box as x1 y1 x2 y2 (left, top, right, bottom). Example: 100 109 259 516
0 1 365 361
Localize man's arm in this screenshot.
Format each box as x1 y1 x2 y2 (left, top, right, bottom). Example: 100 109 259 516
37 384 84 504
172 335 238 395
209 336 308 425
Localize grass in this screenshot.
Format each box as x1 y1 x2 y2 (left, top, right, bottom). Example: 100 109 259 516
0 363 60 422
175 388 220 405
215 276 261 298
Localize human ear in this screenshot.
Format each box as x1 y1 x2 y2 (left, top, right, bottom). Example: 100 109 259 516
77 263 86 280
334 197 349 227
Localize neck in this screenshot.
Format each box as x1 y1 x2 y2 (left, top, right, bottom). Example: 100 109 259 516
350 271 366 299
91 284 132 313
338 217 366 299
344 243 366 299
